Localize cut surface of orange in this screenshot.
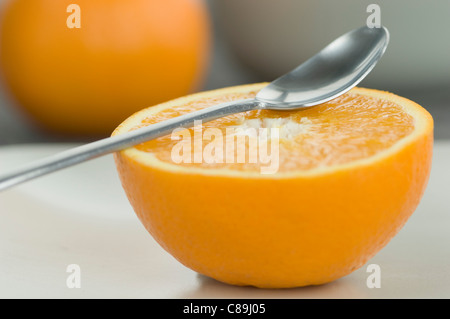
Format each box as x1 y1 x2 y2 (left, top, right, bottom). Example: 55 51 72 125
113 83 433 288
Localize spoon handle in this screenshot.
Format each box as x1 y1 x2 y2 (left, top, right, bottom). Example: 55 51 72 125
0 98 260 192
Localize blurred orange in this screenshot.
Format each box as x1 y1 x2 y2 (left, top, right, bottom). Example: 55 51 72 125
0 0 210 136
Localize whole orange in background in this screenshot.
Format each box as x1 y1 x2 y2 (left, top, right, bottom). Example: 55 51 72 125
0 0 210 136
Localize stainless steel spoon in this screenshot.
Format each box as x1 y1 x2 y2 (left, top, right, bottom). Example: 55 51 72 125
0 26 389 191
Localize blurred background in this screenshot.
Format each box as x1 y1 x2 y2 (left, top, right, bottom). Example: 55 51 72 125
0 0 449 145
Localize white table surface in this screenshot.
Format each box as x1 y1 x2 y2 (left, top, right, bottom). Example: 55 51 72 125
0 142 449 299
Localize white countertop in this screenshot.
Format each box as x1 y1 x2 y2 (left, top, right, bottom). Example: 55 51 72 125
0 142 449 298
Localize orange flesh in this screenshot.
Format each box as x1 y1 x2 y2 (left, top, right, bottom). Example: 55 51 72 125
134 91 415 172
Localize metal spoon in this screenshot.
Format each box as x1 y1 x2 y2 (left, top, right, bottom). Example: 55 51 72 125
0 26 389 191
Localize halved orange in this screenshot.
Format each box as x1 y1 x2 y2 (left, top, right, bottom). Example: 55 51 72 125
113 83 433 288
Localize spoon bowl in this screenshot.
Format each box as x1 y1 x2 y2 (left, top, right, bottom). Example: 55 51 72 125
256 26 389 109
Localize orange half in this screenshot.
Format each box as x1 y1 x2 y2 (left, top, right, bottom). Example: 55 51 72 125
113 83 433 288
